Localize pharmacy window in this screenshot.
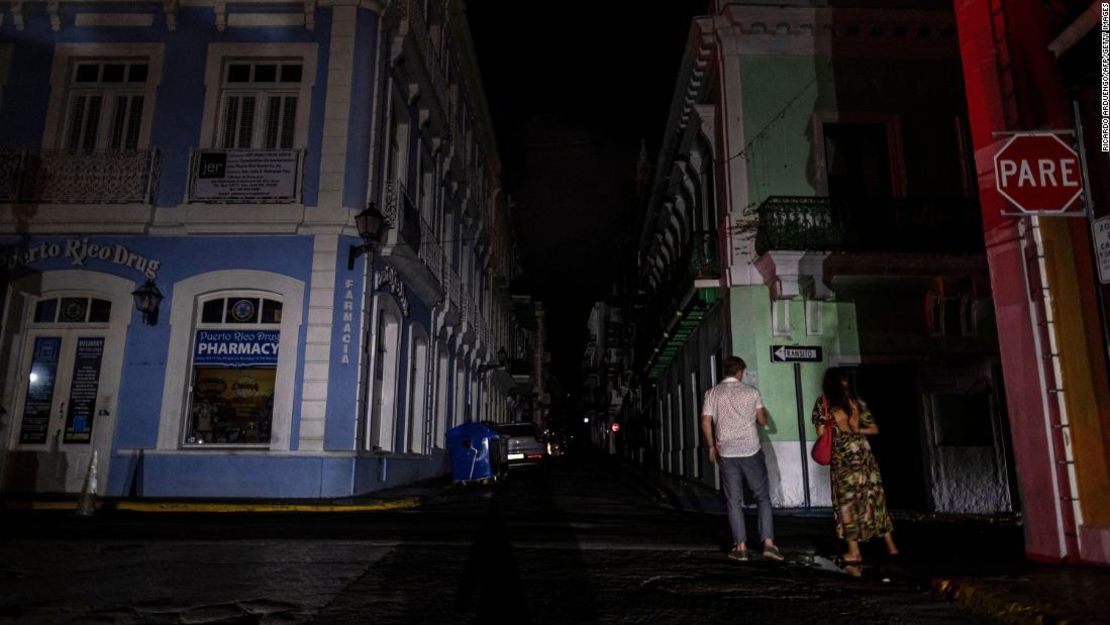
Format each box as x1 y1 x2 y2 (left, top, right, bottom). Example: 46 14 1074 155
184 294 283 447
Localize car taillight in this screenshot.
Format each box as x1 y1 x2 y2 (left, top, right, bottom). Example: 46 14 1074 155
526 453 543 459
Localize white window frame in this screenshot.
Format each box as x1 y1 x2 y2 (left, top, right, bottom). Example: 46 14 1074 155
183 291 284 448
806 299 824 335
386 89 411 185
433 340 450 448
42 43 164 151
198 44 317 150
215 61 302 150
405 324 429 454
156 271 304 452
772 299 791 337
368 295 403 452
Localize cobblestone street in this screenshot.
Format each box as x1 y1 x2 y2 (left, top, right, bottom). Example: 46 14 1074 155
0 456 993 624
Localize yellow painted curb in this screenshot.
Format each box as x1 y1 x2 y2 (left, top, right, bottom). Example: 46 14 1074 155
114 497 423 513
25 501 81 511
931 577 1069 625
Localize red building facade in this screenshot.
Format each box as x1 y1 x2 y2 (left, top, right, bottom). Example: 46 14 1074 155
954 0 1110 564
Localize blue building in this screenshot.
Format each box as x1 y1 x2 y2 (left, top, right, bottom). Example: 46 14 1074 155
0 0 520 498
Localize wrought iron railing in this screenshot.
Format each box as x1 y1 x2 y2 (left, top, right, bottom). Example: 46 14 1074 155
0 151 24 202
448 266 462 309
2 149 159 204
418 215 443 285
383 179 422 252
754 196 983 255
460 290 472 329
186 148 303 204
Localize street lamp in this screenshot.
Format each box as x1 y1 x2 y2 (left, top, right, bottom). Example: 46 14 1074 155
131 279 163 326
347 202 387 270
477 346 509 376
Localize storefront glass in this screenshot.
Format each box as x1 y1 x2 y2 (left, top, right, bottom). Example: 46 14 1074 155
185 296 281 446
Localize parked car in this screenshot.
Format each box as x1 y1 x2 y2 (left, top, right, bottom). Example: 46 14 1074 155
495 422 547 468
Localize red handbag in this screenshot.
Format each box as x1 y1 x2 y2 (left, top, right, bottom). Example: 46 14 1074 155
811 396 833 466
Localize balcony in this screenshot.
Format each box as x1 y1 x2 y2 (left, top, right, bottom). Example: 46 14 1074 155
447 266 462 310
186 148 303 204
1 149 159 204
509 357 532 379
754 196 983 256
381 179 448 295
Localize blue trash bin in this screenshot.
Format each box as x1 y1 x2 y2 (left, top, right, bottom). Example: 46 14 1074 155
446 422 498 483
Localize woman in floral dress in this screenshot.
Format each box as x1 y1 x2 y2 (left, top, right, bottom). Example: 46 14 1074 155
813 368 898 562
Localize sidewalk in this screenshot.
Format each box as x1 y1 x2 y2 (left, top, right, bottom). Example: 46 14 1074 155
621 459 1110 625
0 477 452 514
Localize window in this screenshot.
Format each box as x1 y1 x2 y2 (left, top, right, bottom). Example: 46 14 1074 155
0 44 12 116
772 299 791 336
184 294 283 446
61 60 150 152
805 299 824 335
216 61 302 149
34 297 112 324
406 332 429 454
419 145 436 226
822 122 893 199
156 271 303 453
387 96 410 183
199 45 316 152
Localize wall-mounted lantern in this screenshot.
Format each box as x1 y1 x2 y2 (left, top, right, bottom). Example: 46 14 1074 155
131 279 164 326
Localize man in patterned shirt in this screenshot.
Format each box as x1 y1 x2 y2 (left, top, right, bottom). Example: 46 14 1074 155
700 356 784 561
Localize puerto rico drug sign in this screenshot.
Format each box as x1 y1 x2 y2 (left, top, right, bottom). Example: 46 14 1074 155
994 133 1084 216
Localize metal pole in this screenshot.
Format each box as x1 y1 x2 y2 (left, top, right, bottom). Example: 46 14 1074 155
794 362 811 509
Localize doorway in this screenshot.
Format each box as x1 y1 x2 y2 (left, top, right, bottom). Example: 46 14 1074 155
2 272 130 494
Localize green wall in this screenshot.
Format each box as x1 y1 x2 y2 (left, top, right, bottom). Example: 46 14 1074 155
738 56 835 206
728 286 858 442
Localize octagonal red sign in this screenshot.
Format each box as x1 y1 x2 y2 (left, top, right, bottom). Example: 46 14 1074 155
993 133 1084 215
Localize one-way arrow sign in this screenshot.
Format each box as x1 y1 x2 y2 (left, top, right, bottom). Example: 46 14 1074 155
770 345 823 363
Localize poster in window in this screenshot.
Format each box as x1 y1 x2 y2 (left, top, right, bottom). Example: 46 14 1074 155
19 337 61 444
64 337 104 443
187 330 279 445
190 149 299 202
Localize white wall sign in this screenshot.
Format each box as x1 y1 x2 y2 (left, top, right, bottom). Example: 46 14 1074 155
1093 215 1110 284
191 150 299 202
1 238 161 279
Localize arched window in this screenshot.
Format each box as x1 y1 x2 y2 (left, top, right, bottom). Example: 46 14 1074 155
370 310 401 452
406 329 429 454
157 270 303 452
184 293 283 446
433 343 450 448
453 357 466 425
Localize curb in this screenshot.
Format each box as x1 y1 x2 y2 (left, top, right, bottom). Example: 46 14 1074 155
931 578 1070 625
3 497 425 514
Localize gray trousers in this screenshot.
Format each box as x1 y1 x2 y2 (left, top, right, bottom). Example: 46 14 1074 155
719 450 774 545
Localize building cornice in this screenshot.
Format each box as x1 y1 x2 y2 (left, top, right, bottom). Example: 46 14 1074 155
716 5 958 58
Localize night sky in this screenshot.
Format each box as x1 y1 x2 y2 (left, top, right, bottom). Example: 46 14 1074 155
467 2 708 387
